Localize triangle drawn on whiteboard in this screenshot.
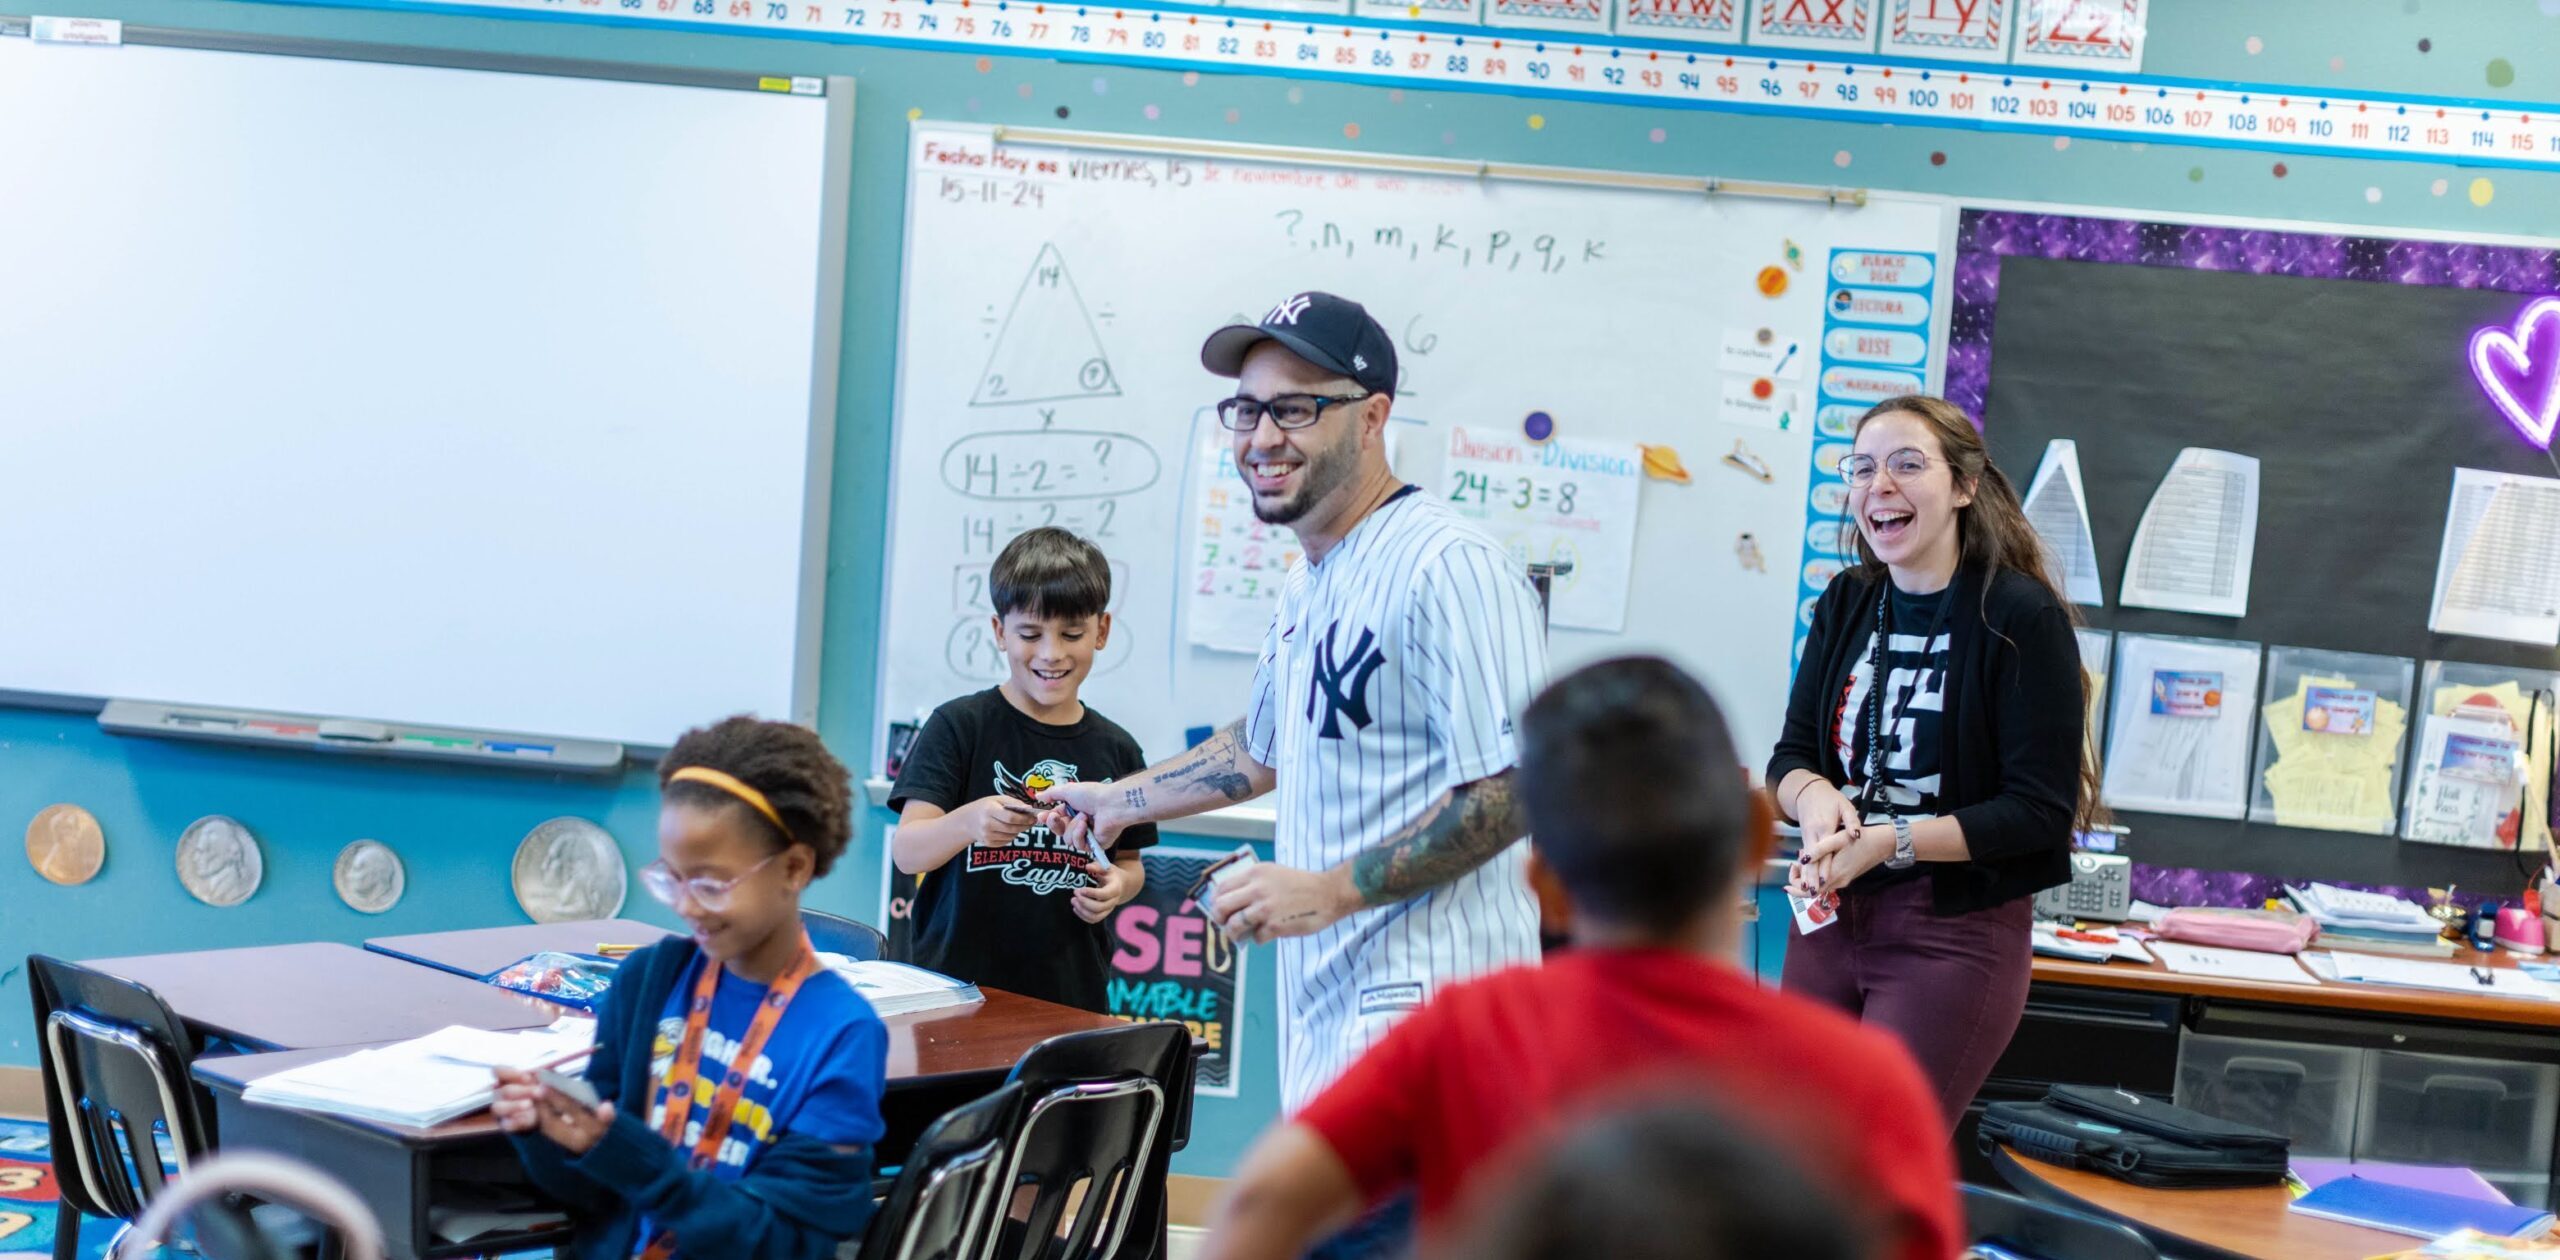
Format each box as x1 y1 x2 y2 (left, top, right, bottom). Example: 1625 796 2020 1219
971 243 1121 407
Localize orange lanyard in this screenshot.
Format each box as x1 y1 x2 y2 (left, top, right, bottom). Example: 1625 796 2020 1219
640 934 818 1260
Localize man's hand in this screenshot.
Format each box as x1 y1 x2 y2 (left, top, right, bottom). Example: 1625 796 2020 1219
1072 857 1142 924
1211 862 1359 945
1037 780 1129 852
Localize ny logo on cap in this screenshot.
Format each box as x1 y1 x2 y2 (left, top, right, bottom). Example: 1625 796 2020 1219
1266 294 1314 326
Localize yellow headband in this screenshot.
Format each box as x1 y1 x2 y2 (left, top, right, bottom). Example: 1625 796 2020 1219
668 766 797 843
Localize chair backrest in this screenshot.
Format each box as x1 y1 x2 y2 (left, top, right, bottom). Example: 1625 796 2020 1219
804 908 889 962
856 1083 1026 1260
1962 1185 2160 1260
989 1023 1189 1260
113 1150 386 1260
27 954 218 1224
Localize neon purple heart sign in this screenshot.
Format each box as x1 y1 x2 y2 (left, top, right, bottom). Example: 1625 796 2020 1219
2472 296 2560 449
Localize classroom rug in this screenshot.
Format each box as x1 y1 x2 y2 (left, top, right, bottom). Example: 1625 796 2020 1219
0 1116 175 1259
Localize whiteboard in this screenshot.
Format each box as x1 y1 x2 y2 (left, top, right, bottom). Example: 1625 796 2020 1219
882 123 1948 762
0 34 849 748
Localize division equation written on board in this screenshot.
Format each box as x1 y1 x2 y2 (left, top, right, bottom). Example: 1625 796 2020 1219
1442 424 1645 634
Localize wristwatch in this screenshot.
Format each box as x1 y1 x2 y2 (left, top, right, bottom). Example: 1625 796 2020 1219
1885 815 1917 870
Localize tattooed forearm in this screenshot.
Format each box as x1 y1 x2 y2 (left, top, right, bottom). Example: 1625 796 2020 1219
1155 720 1263 803
1124 787 1147 811
1347 772 1526 907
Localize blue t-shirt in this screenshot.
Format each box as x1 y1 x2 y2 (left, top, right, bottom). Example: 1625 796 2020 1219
635 954 887 1245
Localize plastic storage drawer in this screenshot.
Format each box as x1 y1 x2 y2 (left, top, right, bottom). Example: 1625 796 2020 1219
2175 1033 2361 1158
2357 1050 2558 1174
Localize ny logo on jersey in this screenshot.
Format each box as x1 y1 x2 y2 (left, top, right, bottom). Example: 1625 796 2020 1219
1306 622 1386 739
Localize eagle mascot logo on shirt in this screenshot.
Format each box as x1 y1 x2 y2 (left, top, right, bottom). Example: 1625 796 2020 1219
971 758 1096 895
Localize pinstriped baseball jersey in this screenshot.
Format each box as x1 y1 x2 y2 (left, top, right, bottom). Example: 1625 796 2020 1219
1245 486 1550 1109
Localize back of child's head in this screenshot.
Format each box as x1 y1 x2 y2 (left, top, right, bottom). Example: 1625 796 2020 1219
1434 1095 1879 1260
1518 657 1753 937
660 716 853 877
989 527 1111 621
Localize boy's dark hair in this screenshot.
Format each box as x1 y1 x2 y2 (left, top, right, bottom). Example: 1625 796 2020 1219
1518 656 1754 937
989 527 1112 622
1438 1095 1877 1260
660 716 854 877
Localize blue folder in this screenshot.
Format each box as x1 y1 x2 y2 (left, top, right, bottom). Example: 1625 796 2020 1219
2288 1175 2556 1241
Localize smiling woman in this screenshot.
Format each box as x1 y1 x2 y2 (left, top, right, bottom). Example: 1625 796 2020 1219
1765 394 2098 1130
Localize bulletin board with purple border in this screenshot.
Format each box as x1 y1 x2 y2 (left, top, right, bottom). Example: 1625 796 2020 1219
1948 206 2560 912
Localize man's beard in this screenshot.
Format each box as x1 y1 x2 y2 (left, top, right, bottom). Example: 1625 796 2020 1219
1251 428 1357 525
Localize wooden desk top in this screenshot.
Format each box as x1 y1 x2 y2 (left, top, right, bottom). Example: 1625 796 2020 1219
2032 940 2560 1029
194 987 1127 1145
88 942 563 1051
365 920 673 979
1994 1146 2417 1260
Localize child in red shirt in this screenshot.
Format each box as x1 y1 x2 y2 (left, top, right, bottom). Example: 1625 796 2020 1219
1201 656 1961 1260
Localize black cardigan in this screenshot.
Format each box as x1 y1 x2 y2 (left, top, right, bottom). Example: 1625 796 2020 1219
1767 563 2081 914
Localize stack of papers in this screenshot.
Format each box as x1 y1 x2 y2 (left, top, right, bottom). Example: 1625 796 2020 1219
2287 883 2455 957
242 1019 595 1128
2308 953 2560 1001
819 955 983 1017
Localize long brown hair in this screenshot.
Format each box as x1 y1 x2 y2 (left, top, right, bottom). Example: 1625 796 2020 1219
1846 394 2106 831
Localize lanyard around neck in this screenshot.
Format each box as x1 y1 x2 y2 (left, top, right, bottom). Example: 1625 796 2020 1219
639 934 820 1260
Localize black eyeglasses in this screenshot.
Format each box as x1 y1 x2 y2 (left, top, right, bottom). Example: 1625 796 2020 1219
1838 448 1942 489
1215 393 1369 433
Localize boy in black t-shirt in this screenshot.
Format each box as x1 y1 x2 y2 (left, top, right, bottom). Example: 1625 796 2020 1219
888 527 1158 1012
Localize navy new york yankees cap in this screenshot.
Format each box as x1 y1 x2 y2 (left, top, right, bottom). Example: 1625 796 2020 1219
1200 291 1398 398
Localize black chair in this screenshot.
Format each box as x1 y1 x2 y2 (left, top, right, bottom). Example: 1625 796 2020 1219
805 908 889 961
1962 1185 2160 1260
854 1083 1026 1260
988 1023 1190 1260
27 953 220 1260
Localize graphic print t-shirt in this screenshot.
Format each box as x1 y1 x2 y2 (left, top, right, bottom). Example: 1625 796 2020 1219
634 956 887 1251
1830 583 1951 890
888 687 1159 1011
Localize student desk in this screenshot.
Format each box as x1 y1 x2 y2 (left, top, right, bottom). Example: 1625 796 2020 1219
1966 944 2560 1206
1990 1145 2412 1260
364 919 672 978
86 942 563 1051
193 988 1141 1260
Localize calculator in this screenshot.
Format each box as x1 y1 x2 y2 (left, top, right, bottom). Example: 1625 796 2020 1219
2034 851 2133 923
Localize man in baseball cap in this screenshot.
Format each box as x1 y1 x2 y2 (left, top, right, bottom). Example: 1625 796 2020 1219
1199 291 1399 401
1040 293 1549 1259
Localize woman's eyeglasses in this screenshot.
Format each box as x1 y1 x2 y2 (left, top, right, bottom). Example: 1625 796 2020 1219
639 853 778 912
1838 448 1941 489
1215 393 1369 432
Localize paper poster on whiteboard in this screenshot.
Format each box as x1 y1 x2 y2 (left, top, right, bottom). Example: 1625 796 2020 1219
1185 419 1301 655
1438 426 1642 633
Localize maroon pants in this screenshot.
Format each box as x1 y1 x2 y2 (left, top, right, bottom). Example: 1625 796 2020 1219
1780 877 2034 1129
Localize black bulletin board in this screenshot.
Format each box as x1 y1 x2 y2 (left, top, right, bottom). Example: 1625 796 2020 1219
1980 255 2560 893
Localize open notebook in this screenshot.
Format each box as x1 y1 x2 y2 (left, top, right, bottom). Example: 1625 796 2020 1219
241 1020 595 1128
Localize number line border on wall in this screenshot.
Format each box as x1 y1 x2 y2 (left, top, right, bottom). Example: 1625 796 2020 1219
224 0 2560 172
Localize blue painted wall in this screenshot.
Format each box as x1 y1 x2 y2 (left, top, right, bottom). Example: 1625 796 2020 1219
7 0 2559 1176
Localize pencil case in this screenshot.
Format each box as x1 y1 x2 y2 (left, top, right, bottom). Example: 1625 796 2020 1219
2150 906 2319 954
486 950 621 1011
